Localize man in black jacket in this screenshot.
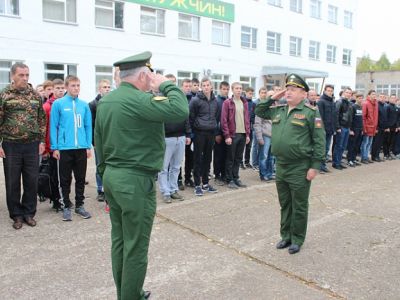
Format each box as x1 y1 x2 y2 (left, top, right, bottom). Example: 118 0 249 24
347 94 363 166
89 79 111 202
213 81 230 185
383 95 399 160
317 84 336 172
189 77 219 196
371 94 388 161
332 87 353 170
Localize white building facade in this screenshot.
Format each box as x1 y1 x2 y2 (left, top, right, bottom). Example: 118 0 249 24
1 0 357 100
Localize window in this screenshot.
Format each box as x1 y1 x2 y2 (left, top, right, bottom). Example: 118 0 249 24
43 0 76 23
241 26 257 49
140 6 165 35
376 84 389 95
344 10 353 28
95 0 124 29
0 60 22 90
239 76 256 90
44 63 77 81
310 0 321 19
342 48 352 65
211 73 230 92
355 84 365 96
389 84 400 97
266 79 280 91
177 71 199 88
212 20 230 46
309 40 320 60
289 36 301 57
267 0 282 7
0 0 19 16
267 31 281 53
290 0 302 13
95 65 113 92
307 82 320 92
326 44 336 63
328 5 338 24
178 13 200 40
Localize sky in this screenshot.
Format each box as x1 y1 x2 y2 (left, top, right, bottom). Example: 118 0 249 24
356 1 399 62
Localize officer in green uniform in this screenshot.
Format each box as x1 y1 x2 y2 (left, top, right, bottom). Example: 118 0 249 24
255 74 325 254
95 51 189 299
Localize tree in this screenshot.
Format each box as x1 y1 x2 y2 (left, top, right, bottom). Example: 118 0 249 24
391 59 400 71
356 55 375 72
375 53 391 71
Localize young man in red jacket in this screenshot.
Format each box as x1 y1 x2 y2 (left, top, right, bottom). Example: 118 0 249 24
42 79 65 210
360 90 378 163
221 82 251 189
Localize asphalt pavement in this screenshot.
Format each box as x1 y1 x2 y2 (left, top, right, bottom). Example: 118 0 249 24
0 158 399 300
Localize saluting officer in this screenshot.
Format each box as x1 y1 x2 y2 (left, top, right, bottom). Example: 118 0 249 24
95 52 189 300
255 74 325 254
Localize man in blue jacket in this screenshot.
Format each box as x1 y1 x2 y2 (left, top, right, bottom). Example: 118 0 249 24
50 75 92 221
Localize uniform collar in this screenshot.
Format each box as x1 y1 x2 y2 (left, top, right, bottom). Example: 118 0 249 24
287 99 306 111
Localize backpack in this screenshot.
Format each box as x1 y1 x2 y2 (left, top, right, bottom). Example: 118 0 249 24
38 157 55 202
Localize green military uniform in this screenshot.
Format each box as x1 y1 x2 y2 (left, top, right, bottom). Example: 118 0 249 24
255 74 325 250
95 52 189 300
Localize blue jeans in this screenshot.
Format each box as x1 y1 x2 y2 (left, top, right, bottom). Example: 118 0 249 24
251 130 259 167
333 128 349 166
360 135 373 160
94 148 103 193
158 136 185 196
258 136 272 178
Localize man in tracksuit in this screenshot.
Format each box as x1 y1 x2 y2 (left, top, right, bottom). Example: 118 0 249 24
50 75 92 221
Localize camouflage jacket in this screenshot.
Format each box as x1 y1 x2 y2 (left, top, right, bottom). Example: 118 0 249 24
0 84 46 144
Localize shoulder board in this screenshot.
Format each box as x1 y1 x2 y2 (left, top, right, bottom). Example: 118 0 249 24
304 103 317 110
274 104 287 108
152 96 168 101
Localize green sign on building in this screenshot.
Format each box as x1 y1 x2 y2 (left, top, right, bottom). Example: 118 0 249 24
127 0 235 22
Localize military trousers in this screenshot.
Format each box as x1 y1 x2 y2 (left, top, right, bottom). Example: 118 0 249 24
103 166 156 300
275 161 311 246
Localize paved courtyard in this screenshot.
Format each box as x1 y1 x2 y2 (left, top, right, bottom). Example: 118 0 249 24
0 158 399 299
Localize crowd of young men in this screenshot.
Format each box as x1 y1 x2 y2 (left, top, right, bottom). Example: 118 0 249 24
2 62 400 230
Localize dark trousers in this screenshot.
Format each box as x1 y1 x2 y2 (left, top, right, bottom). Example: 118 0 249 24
2 141 39 219
383 128 397 157
47 155 61 206
395 132 400 155
184 142 194 182
243 130 252 164
347 128 363 162
225 134 246 182
193 132 214 186
58 149 87 208
213 138 226 180
371 128 385 159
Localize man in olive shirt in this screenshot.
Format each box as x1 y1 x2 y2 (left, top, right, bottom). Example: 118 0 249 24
95 52 189 300
255 74 325 254
0 63 46 229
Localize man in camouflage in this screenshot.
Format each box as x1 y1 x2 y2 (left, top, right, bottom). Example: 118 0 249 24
0 62 46 229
